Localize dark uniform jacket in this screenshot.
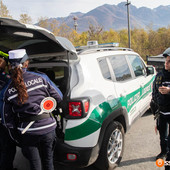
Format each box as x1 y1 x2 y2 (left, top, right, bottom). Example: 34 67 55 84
152 68 170 113
0 72 10 120
0 72 10 91
2 69 63 135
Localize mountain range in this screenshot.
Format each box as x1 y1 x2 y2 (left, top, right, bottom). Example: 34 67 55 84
49 2 170 33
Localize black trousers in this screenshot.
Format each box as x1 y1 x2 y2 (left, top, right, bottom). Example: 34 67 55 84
0 124 16 170
21 130 56 170
157 114 169 154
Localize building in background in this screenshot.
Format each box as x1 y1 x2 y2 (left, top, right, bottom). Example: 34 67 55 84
147 54 165 72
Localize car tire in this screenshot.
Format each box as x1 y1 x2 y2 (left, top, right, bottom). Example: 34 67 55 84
95 121 124 170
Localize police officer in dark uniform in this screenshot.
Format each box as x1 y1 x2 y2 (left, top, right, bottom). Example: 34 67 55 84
151 48 170 167
0 51 17 170
2 49 63 170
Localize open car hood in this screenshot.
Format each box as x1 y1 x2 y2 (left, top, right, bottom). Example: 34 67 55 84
0 17 78 60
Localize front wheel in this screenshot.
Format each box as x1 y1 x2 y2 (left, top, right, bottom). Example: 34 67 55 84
95 121 124 170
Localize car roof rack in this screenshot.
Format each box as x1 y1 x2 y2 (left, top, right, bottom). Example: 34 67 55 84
75 41 133 55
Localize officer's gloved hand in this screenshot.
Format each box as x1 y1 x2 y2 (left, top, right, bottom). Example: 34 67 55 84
154 109 160 120
150 100 158 115
53 107 62 116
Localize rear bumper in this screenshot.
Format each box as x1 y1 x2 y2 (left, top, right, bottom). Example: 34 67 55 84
54 139 99 168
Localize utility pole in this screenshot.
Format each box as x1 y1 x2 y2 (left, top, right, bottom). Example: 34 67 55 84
125 0 131 48
73 16 78 32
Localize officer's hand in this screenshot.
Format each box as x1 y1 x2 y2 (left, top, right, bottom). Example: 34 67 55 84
158 86 170 94
150 100 158 115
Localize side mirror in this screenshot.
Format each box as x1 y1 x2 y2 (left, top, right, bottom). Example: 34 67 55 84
146 66 155 76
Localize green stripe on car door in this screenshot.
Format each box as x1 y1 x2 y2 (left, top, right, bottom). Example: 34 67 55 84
65 77 154 141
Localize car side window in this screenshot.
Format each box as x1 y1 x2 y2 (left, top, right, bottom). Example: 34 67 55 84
98 57 111 80
109 55 132 81
127 55 146 77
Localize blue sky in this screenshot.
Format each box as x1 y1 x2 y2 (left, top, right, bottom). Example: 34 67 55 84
3 0 170 23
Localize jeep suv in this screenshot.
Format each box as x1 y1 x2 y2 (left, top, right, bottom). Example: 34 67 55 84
0 18 155 170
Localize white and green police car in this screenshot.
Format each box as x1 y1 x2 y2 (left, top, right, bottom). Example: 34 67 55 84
0 18 155 170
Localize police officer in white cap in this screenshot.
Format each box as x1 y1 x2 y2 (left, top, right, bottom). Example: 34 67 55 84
0 51 17 170
2 49 63 170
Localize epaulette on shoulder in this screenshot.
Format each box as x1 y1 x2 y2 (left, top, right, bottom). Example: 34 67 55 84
155 74 162 85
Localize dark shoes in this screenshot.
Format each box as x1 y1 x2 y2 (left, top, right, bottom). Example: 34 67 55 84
156 152 167 160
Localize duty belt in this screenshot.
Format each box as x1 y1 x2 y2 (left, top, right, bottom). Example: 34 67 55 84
18 112 52 122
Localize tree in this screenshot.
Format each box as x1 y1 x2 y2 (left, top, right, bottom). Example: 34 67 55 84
37 18 72 38
19 14 32 24
119 29 128 47
88 23 103 41
147 29 161 56
157 27 170 51
71 31 88 47
131 28 149 59
0 1 12 18
100 29 120 44
57 23 72 38
48 19 60 36
37 17 49 28
68 30 80 46
38 17 61 36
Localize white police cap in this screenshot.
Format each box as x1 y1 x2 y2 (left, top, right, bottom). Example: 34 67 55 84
8 49 28 67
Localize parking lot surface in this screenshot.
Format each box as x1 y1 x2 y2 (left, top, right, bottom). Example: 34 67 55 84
14 111 164 170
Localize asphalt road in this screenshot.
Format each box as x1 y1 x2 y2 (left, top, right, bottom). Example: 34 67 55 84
14 111 164 170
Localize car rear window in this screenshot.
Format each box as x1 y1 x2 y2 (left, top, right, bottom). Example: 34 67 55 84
29 63 68 94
